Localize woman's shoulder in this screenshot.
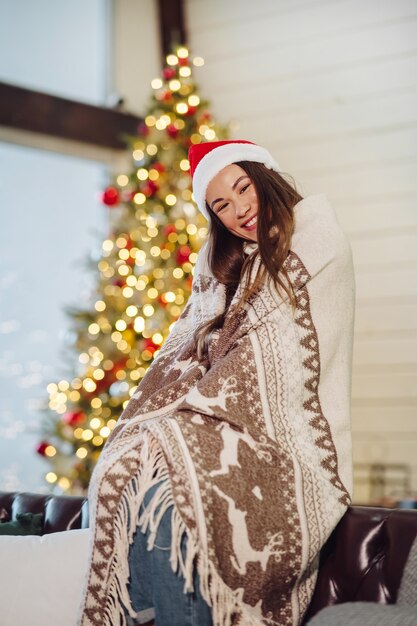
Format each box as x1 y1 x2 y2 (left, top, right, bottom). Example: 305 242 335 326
293 193 349 242
293 193 342 233
290 192 353 277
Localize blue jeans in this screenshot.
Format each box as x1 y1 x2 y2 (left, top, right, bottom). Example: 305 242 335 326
126 481 213 626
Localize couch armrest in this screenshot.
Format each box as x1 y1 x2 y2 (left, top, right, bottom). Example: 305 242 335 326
0 491 88 534
301 505 417 624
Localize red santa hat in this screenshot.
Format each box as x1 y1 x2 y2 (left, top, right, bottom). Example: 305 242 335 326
188 139 281 220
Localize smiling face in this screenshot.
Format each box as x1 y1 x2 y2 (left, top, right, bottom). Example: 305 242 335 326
205 164 259 241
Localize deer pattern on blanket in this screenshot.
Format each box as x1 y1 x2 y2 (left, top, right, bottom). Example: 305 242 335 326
78 249 352 626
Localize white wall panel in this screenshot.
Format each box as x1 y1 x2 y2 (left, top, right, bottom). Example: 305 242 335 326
336 194 417 232
355 304 417 334
352 372 417 399
188 0 416 35
216 55 417 121
280 126 417 185
355 269 417 299
351 234 417 267
353 339 417 366
352 405 417 432
113 0 161 115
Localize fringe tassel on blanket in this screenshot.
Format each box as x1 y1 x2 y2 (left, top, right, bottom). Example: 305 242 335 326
76 433 173 626
84 431 271 626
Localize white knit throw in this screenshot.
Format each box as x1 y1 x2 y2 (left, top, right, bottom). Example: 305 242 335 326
77 193 355 626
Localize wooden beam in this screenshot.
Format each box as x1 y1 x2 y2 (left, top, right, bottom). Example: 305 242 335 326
157 0 187 62
0 82 143 150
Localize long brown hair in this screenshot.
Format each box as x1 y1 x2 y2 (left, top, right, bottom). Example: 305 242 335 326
193 161 303 360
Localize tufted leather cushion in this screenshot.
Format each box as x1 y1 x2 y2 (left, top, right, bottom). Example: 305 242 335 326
301 506 417 623
0 491 88 534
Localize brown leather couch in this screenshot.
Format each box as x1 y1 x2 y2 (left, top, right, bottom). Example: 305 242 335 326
1 491 416 624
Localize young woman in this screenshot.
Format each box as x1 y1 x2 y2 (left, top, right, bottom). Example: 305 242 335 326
77 140 356 626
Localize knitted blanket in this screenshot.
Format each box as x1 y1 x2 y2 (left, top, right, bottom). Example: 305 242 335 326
77 193 355 626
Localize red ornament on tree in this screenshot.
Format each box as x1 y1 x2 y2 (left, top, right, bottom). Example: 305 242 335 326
113 357 128 375
166 124 179 138
162 67 176 80
152 161 165 173
163 223 176 236
142 338 159 353
162 90 173 102
142 181 159 197
36 441 51 457
102 186 119 207
177 245 191 264
62 410 86 426
178 57 189 67
185 106 197 117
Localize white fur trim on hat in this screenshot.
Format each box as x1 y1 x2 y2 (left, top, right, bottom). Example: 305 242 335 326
192 143 281 220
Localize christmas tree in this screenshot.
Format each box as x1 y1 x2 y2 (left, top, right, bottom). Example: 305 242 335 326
36 45 229 494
